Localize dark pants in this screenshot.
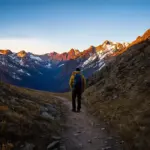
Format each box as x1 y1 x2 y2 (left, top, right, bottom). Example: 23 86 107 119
72 88 82 111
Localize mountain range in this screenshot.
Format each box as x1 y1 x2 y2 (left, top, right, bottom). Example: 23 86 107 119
0 29 149 92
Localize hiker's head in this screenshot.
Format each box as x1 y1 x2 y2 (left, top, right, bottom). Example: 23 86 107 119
76 68 80 72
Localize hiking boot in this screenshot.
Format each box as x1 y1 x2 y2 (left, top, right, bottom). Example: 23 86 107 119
72 109 76 112
77 109 80 113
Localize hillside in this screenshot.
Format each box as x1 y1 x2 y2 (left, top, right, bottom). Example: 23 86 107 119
84 30 150 149
0 82 64 150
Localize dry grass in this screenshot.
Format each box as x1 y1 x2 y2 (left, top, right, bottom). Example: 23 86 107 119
0 82 64 149
85 91 150 149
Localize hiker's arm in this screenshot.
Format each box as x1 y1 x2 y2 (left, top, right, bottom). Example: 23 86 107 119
69 75 74 89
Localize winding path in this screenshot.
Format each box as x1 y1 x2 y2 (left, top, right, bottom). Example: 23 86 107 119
57 96 123 150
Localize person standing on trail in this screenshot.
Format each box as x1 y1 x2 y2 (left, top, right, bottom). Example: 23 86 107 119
69 68 86 112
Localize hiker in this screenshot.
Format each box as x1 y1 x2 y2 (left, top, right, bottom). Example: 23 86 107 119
69 68 86 112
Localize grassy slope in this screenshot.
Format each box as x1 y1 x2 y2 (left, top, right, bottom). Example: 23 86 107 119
84 38 150 150
0 82 64 149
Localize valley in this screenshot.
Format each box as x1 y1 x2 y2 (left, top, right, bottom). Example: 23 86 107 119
0 39 129 92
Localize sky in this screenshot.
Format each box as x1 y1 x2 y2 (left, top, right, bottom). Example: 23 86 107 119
0 0 149 54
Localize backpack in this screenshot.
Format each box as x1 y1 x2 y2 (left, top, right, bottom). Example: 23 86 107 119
73 73 82 89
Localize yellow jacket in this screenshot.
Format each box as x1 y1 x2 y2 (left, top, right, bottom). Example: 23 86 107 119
69 71 86 90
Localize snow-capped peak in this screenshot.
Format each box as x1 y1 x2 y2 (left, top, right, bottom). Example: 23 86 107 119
30 54 42 61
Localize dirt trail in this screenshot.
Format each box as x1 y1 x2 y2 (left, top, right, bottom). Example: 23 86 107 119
57 96 123 150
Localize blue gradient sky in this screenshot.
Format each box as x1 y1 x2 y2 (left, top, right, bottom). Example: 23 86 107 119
0 0 149 54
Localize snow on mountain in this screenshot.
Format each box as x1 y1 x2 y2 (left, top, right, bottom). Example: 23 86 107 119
17 69 31 76
58 64 64 67
80 40 125 70
19 59 25 66
45 63 52 68
97 62 105 71
82 55 97 67
12 72 22 80
26 73 31 76
18 69 25 73
30 54 42 61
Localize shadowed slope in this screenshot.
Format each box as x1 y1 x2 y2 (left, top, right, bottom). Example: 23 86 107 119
84 33 150 149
